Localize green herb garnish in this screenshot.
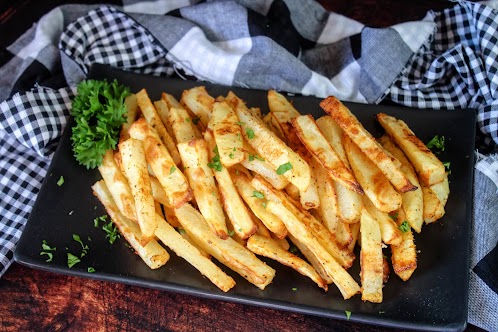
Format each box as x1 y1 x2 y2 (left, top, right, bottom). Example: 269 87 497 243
426 135 445 153
87 267 96 273
102 220 120 244
345 311 352 320
70 79 130 169
246 128 255 139
389 212 398 221
170 166 176 174
207 145 222 172
40 240 56 262
67 253 81 268
57 176 64 186
228 230 235 237
399 221 410 233
235 121 245 125
252 191 265 199
73 234 89 258
276 162 293 175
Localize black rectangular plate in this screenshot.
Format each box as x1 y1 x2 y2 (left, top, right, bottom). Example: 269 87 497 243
15 64 475 331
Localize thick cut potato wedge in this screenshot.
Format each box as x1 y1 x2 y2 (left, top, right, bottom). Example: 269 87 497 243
320 97 416 193
136 89 181 165
209 101 245 166
377 112 446 186
92 180 169 269
362 196 402 245
267 89 301 123
292 114 363 195
232 96 311 192
344 134 402 213
98 150 137 221
421 181 446 224
177 139 228 239
174 203 276 290
181 86 214 127
379 135 424 233
119 138 157 244
120 94 139 142
360 208 384 303
247 234 328 291
168 106 201 144
153 213 236 292
390 209 417 281
204 130 257 239
153 99 177 145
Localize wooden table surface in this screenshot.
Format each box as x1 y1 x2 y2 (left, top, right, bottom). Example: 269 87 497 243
0 1 484 331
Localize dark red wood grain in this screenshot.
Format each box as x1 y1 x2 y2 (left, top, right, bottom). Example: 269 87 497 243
0 1 484 331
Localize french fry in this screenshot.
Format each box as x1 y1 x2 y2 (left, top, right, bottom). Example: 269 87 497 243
154 99 177 144
362 196 402 246
240 141 289 189
251 176 355 269
232 95 311 192
209 101 245 166
390 209 417 281
119 138 157 244
247 234 328 291
379 135 424 233
360 208 383 303
129 119 193 209
162 205 180 228
169 107 201 144
292 114 363 195
344 134 402 213
231 170 288 239
181 86 214 127
267 90 301 123
204 129 257 239
266 200 360 299
312 158 352 247
430 174 450 206
347 221 360 253
153 213 235 292
98 150 137 221
120 93 139 142
162 93 204 137
320 97 416 193
92 180 169 269
376 113 446 186
175 203 276 290
421 181 445 224
177 139 228 239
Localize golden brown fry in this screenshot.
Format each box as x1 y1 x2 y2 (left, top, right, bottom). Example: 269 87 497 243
175 203 276 290
362 196 402 246
421 181 445 224
266 200 360 299
247 234 328 291
379 135 424 233
129 118 193 209
98 150 137 221
169 107 201 144
359 208 383 303
177 139 228 239
92 180 169 269
209 101 245 166
154 99 177 144
120 94 139 142
320 97 416 193
153 213 235 291
233 96 311 192
136 89 181 165
292 114 363 195
204 129 257 239
377 112 446 186
390 209 417 281
231 170 288 239
181 86 214 127
251 176 355 269
344 134 402 213
119 138 157 244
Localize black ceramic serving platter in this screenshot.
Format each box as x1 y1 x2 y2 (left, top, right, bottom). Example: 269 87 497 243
15 64 475 331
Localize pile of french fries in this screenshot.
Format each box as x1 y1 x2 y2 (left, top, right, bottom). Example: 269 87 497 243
91 85 449 302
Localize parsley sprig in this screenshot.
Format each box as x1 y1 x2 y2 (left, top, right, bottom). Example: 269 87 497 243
70 79 130 169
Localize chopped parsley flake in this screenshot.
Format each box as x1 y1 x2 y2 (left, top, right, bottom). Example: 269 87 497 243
246 128 255 139
87 267 96 273
276 162 293 175
345 311 352 320
235 121 245 125
170 165 176 174
252 191 265 199
399 221 410 233
40 240 56 262
67 253 81 268
57 176 64 186
389 212 398 221
207 145 222 172
292 287 297 291
228 230 235 237
73 234 89 257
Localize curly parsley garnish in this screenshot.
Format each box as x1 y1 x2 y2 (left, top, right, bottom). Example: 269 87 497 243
426 135 445 153
70 79 130 169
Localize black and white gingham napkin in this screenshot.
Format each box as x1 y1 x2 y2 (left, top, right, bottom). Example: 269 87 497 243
0 1 497 330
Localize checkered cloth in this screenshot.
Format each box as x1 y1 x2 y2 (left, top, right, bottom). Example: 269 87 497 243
0 1 497 330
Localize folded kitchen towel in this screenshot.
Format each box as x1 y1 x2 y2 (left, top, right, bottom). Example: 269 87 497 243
0 1 496 330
